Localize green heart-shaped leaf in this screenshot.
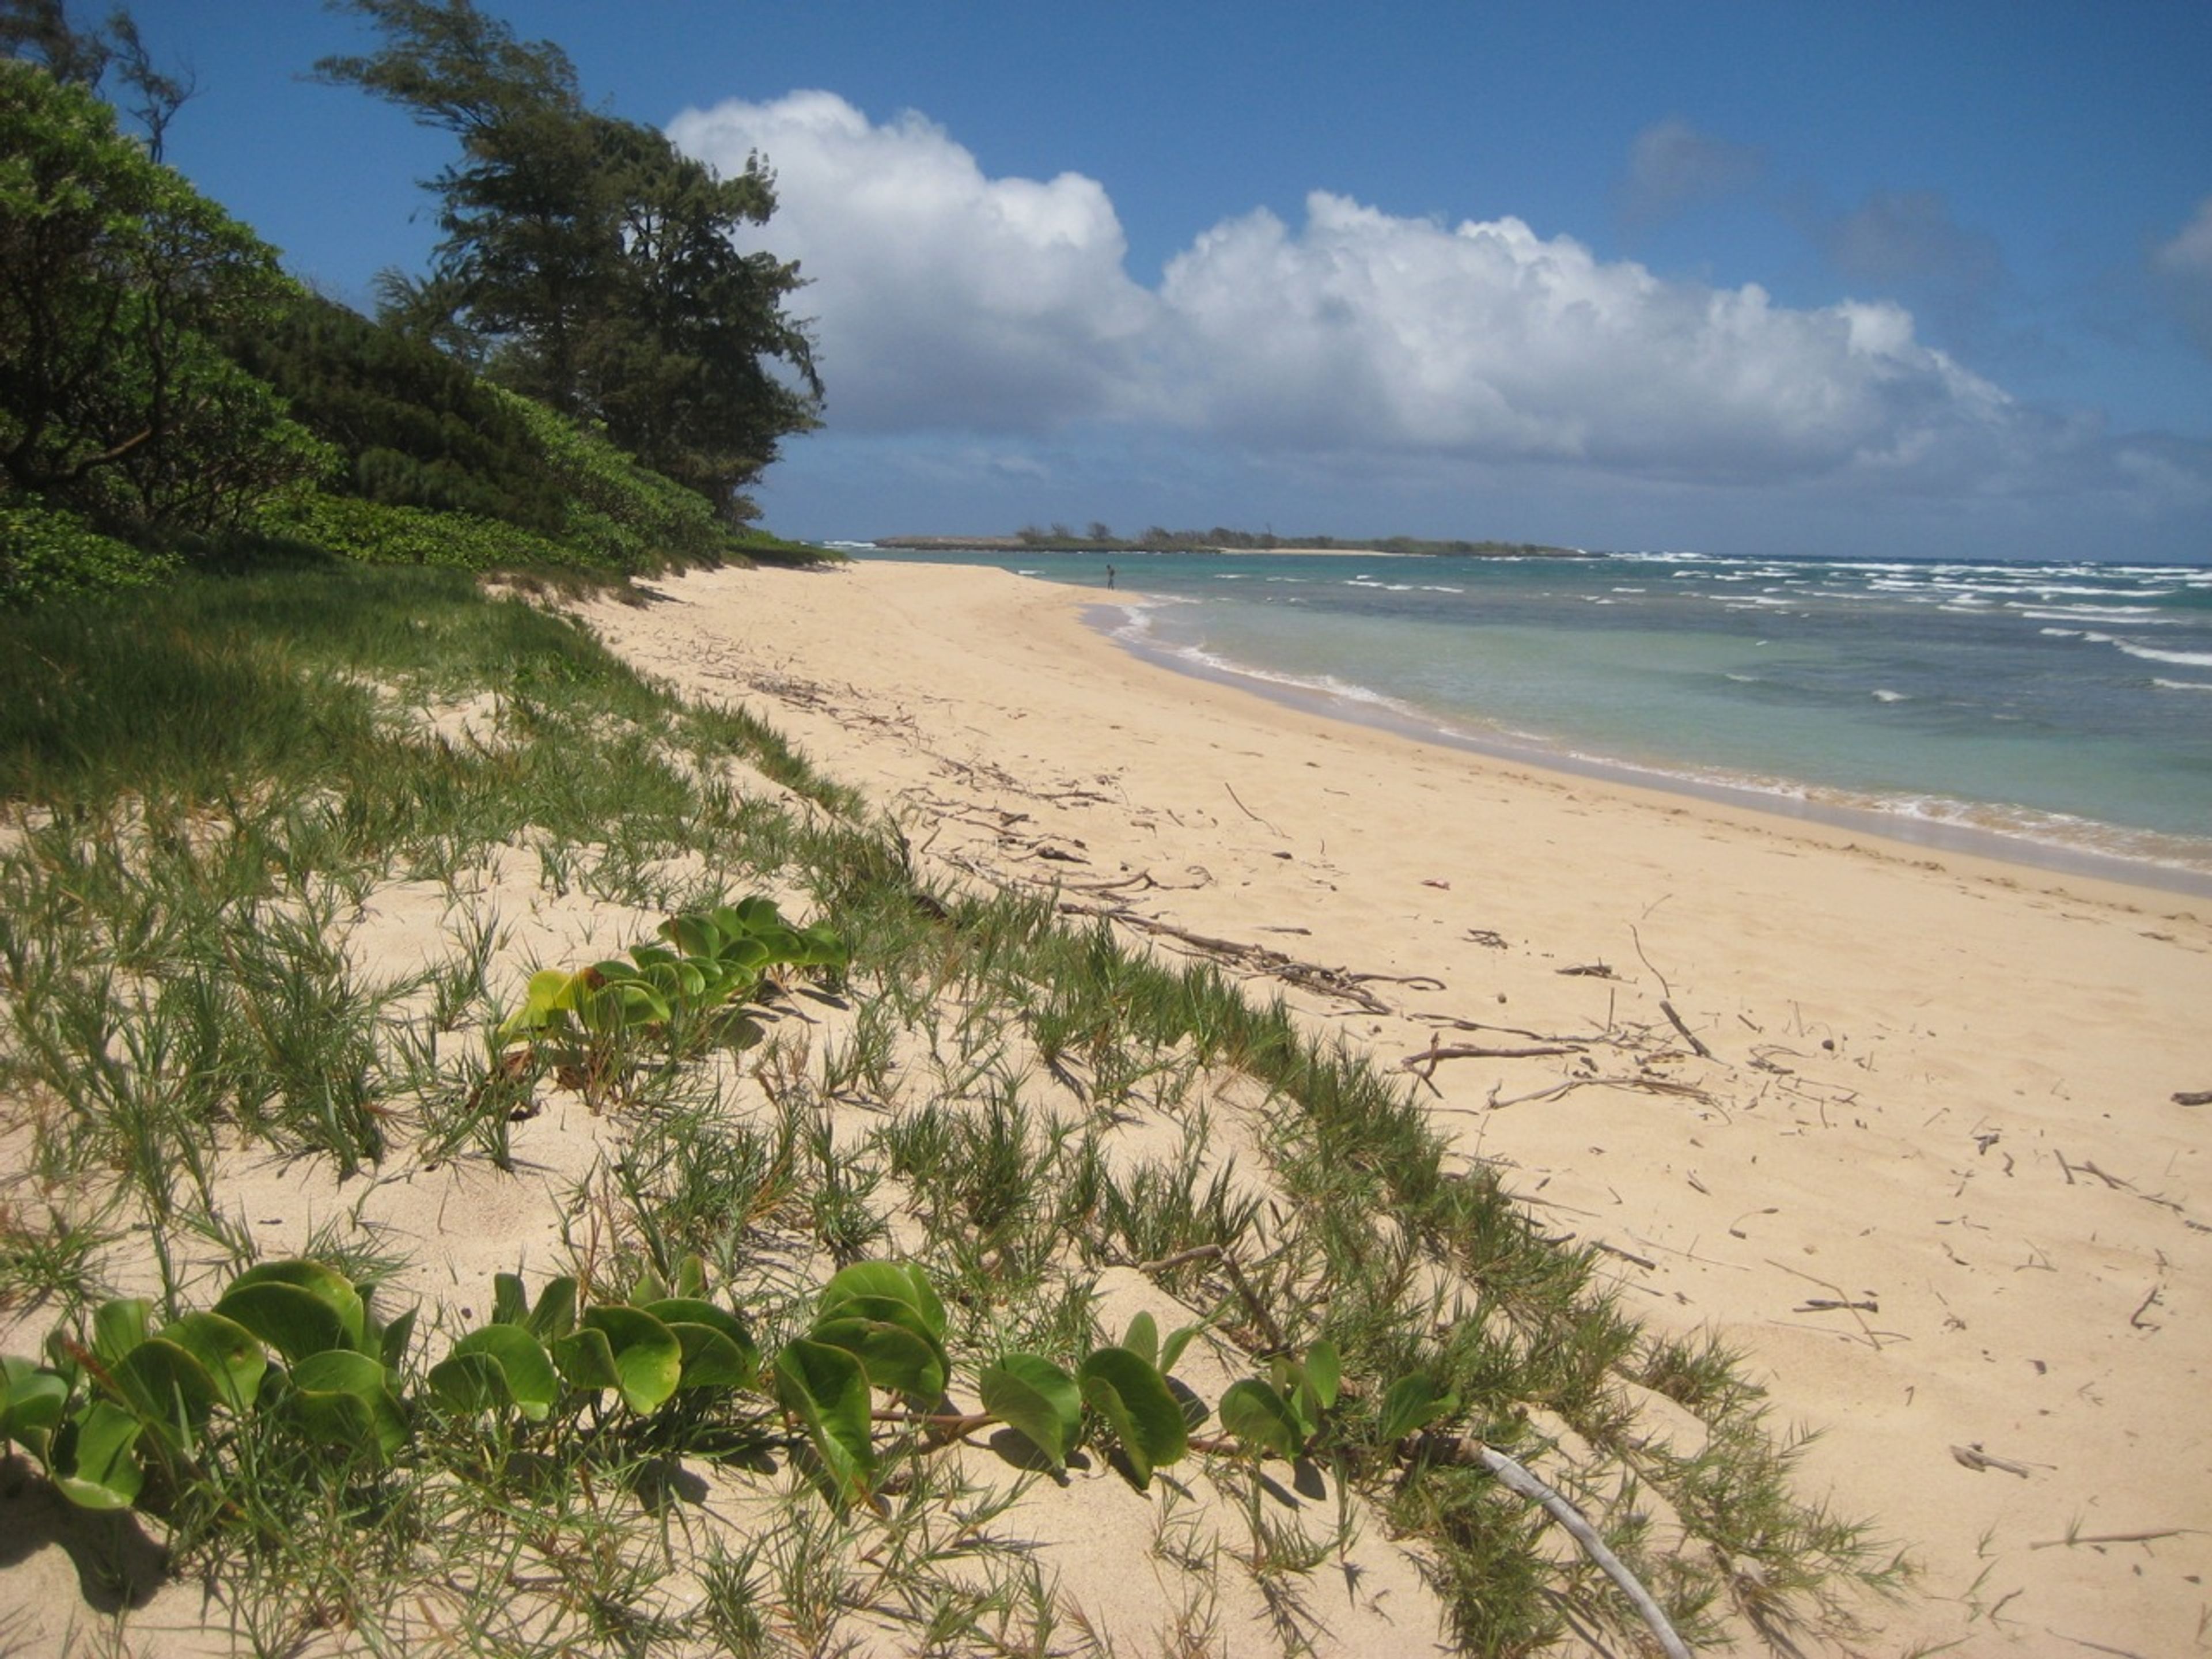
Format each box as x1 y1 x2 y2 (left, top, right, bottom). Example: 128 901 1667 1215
661 913 722 959
1304 1340 1340 1412
809 1316 945 1402
159 1313 266 1414
493 1272 529 1327
432 1324 559 1421
980 1353 1081 1469
819 1262 944 1341
91 1297 151 1367
773 1338 874 1503
219 1261 366 1357
643 1298 758 1391
1219 1377 1303 1461
1 1357 71 1455
1122 1312 1158 1372
674 1256 709 1301
552 1324 621 1392
1078 1346 1186 1488
290 1349 406 1460
54 1400 143 1510
527 1277 578 1341
579 1306 681 1415
1377 1374 1455 1445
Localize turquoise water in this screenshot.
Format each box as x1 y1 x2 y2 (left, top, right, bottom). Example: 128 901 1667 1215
853 548 2212 890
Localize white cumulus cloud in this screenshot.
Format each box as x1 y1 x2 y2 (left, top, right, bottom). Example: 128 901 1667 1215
1153 192 2018 484
669 92 1155 431
669 92 2183 505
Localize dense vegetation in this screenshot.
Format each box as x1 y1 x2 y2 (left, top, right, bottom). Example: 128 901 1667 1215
316 0 821 524
1 0 828 608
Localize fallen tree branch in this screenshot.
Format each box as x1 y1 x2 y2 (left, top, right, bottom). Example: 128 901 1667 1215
2029 1527 2196 1550
1404 1433 1694 1659
1222 781 1281 836
1402 1038 1582 1079
1950 1444 2032 1478
1133 1242 1288 1355
1660 999 1714 1060
1058 900 1396 1014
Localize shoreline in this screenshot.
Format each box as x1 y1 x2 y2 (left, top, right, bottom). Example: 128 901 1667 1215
1089 598 2212 902
584 559 2212 1658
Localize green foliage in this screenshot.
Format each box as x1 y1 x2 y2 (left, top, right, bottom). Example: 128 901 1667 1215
1 1259 412 1512
772 1338 876 1501
233 293 774 577
319 0 819 522
498 898 847 1088
1076 1345 1188 1488
2 0 190 160
1377 1372 1457 1444
0 60 329 532
2 1252 1445 1522
225 289 569 534
0 495 177 606
979 1352 1081 1469
1217 1340 1341 1461
497 387 756 569
257 491 577 571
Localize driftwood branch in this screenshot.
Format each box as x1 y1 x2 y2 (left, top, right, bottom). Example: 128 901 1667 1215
1950 1443 2032 1478
1222 781 1282 837
2029 1527 2196 1550
1134 1242 1289 1355
1058 900 1396 1014
1405 1433 1693 1659
1401 1035 1582 1080
1660 999 1714 1060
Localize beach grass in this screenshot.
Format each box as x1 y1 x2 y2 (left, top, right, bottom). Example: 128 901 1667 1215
0 563 1906 1656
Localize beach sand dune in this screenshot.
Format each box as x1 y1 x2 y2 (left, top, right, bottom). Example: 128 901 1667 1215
581 559 2212 1657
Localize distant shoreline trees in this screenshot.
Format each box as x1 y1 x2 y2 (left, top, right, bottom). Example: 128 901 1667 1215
886 527 1586 558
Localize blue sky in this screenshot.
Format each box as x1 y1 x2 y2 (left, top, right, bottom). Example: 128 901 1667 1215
127 1 2212 558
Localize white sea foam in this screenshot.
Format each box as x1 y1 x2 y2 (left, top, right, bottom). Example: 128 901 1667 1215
2111 641 2212 668
1054 547 2212 891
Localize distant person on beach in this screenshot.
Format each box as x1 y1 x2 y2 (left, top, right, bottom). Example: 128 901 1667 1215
1107 565 1116 588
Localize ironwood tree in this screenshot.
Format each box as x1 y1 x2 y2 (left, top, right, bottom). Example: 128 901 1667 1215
317 0 821 524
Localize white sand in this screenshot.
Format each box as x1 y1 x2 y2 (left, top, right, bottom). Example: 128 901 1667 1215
578 559 2212 1657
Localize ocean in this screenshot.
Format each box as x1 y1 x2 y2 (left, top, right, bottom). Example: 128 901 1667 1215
851 548 2212 894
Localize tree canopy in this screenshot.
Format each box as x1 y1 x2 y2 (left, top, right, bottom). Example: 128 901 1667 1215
0 58 326 532
0 0 189 156
317 0 820 524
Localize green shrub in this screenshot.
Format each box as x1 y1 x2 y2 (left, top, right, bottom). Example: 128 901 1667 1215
500 389 740 571
0 499 179 607
257 494 579 572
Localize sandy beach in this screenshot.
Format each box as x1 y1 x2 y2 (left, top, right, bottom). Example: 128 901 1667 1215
578 558 2212 1657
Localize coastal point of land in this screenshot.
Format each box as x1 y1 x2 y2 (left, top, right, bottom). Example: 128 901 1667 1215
584 558 2212 1658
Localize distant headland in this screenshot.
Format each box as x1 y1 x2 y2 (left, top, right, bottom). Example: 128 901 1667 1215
871 525 1590 558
